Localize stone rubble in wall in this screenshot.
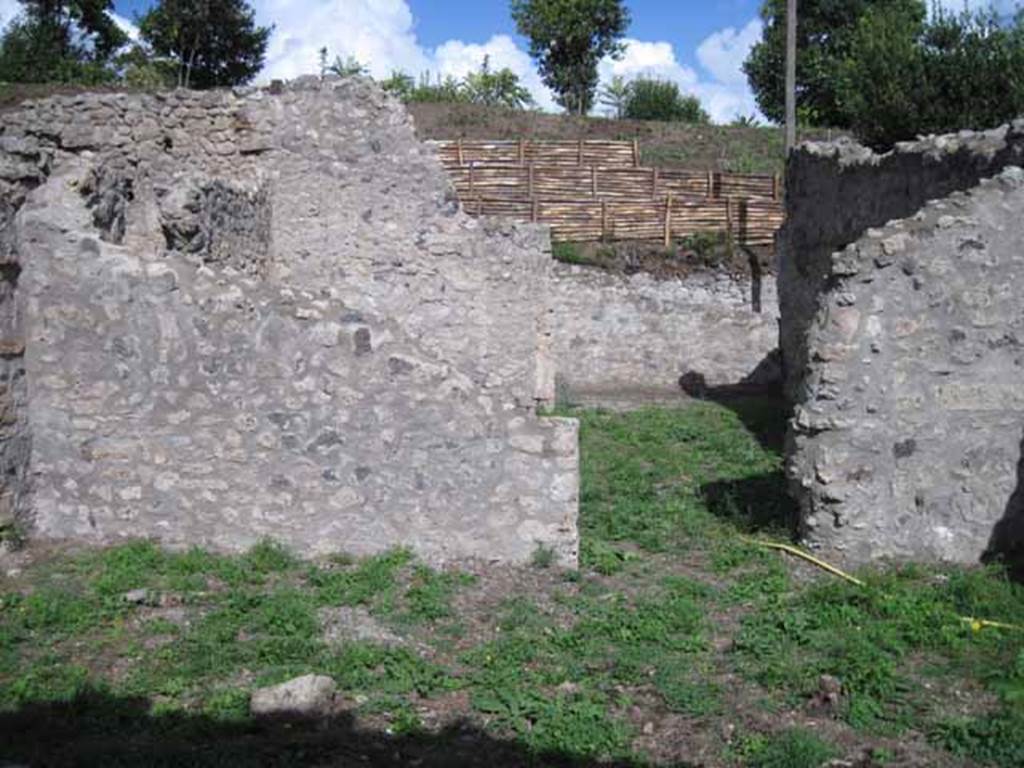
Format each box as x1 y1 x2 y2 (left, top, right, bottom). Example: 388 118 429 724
781 113 1024 565
0 77 580 566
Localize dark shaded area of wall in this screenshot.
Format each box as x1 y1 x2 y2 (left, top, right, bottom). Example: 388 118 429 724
986 431 1024 579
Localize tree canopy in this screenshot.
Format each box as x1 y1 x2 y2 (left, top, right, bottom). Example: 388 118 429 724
0 0 127 83
836 6 1024 147
138 0 271 89
511 0 630 115
743 0 925 126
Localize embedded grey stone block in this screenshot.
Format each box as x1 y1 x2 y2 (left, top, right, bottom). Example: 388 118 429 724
250 674 337 717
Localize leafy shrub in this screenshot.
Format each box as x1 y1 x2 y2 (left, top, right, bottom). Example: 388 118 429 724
623 78 709 124
836 6 1024 147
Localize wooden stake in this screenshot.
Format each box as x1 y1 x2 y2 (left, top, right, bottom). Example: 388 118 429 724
706 170 713 198
528 164 535 198
652 167 659 198
591 166 598 197
468 163 475 197
518 138 525 166
632 138 640 167
663 193 673 248
456 138 464 166
532 198 539 223
601 200 608 241
772 173 780 200
577 139 584 166
725 197 734 252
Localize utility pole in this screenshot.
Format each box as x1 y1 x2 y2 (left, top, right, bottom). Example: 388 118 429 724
785 0 797 155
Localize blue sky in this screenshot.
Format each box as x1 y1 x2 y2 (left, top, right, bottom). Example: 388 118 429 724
1 0 1017 122
106 0 775 120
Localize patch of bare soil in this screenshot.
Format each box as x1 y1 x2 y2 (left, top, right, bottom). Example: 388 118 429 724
560 240 773 281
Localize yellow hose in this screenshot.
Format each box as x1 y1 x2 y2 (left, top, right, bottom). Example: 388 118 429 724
742 536 1023 633
740 536 864 586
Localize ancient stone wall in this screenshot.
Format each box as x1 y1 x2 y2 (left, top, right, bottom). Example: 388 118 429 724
0 78 578 566
549 264 779 401
779 123 1024 564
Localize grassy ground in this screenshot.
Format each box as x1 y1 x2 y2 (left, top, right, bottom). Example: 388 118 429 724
1 400 1022 767
408 102 842 174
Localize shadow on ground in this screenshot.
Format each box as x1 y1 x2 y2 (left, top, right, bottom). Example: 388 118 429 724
0 690 697 768
985 429 1024 581
677 355 788 454
681 358 798 536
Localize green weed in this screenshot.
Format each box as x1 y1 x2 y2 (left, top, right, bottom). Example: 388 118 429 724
734 565 1024 734
400 565 475 623
326 642 454 697
551 241 587 264
742 727 838 768
308 547 412 609
530 542 556 569
929 710 1024 767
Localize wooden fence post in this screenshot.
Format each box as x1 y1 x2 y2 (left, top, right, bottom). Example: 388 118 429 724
725 196 735 254
663 193 673 248
772 173 780 200
532 198 539 223
528 164 535 199
577 139 584 166
632 139 640 167
652 167 659 198
468 163 475 197
600 200 608 241
591 166 598 198
518 138 526 166
706 170 713 199
456 138 464 166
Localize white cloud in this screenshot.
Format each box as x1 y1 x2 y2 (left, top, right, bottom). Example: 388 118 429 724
433 34 557 110
0 0 21 28
696 19 761 86
255 0 431 81
110 13 140 44
246 1 763 124
596 23 764 124
252 1 555 108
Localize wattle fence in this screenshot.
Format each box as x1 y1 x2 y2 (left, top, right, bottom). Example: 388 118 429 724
430 139 785 246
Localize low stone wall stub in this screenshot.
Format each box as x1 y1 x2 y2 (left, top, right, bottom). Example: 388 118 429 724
549 262 779 402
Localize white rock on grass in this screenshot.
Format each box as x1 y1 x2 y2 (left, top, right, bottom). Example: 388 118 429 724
250 674 337 717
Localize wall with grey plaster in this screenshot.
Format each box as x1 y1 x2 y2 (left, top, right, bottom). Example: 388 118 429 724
0 78 578 566
778 124 1024 565
549 264 778 400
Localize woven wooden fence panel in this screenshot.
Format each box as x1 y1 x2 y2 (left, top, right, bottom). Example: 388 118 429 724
432 139 784 245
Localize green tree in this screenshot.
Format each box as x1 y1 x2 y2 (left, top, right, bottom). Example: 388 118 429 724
462 55 534 109
622 78 709 123
598 74 630 118
0 0 127 83
510 0 630 115
743 0 926 126
138 0 271 89
836 5 1024 147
